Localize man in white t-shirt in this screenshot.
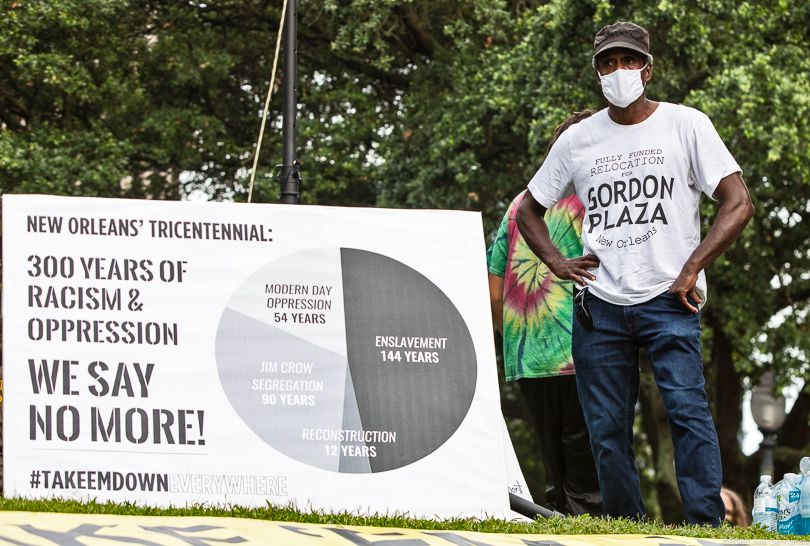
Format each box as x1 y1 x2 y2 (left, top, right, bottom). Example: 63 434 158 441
516 22 754 526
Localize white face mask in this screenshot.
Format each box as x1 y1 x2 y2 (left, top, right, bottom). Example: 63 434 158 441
598 65 647 108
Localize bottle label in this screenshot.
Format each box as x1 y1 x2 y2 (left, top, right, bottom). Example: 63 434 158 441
789 490 801 502
754 498 777 512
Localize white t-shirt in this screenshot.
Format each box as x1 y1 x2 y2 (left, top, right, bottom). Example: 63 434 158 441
527 103 741 306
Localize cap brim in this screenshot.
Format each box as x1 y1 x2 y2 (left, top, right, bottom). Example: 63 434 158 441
594 40 648 58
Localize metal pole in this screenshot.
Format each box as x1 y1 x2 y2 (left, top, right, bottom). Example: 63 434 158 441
279 0 300 204
759 429 777 479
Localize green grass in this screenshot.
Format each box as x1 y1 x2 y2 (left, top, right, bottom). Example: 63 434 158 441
0 497 806 541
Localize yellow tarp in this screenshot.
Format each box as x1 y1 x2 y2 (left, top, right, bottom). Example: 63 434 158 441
0 511 774 546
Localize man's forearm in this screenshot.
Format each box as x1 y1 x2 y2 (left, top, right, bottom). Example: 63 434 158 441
683 174 755 275
488 273 505 336
516 191 600 284
669 173 754 312
516 192 564 269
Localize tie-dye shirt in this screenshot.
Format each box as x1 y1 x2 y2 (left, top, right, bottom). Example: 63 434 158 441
487 191 585 380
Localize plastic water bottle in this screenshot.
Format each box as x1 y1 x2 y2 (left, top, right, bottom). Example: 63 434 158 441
777 473 801 535
753 474 778 531
800 457 810 535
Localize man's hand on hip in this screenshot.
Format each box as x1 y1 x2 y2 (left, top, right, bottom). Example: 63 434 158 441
669 268 701 313
517 192 600 286
548 254 601 286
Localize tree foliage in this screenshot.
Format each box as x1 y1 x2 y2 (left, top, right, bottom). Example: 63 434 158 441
3 0 810 519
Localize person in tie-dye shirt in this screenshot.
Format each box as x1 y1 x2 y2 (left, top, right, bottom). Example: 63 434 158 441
487 110 602 516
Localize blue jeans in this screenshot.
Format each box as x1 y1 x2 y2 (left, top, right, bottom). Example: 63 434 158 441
572 290 724 526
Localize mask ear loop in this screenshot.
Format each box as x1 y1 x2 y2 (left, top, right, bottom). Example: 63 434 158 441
640 58 652 89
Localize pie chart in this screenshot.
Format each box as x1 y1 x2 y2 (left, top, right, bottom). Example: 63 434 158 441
215 248 477 473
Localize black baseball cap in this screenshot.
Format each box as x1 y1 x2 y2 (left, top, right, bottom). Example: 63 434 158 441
593 22 650 59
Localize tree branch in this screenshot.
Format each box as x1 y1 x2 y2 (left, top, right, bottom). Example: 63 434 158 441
397 3 437 57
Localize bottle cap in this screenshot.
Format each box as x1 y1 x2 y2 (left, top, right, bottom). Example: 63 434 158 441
761 474 771 482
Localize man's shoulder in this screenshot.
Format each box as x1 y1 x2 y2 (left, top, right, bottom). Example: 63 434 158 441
657 102 710 122
573 108 611 129
556 109 609 145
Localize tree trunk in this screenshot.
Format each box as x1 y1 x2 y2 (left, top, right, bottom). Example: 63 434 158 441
778 384 810 450
709 318 746 495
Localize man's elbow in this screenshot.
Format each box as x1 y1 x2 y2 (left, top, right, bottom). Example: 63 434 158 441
738 194 755 226
717 174 755 225
744 197 755 222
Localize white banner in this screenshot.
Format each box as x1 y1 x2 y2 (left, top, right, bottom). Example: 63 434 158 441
2 194 512 519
